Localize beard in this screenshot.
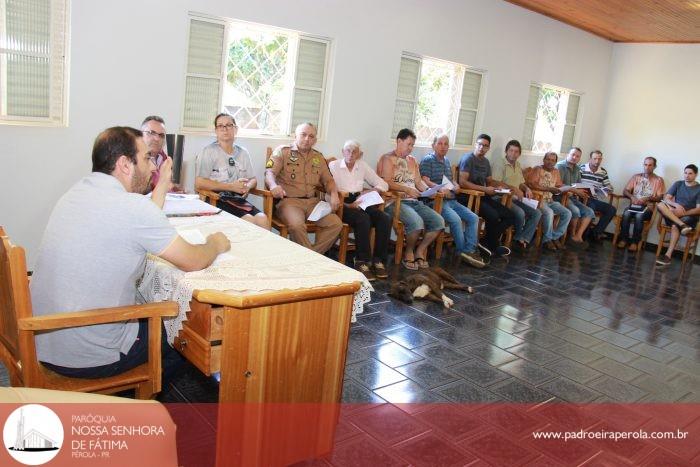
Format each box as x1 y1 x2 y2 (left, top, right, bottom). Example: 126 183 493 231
131 170 152 194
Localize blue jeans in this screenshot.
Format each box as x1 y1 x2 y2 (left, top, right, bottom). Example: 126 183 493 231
385 199 444 234
567 197 595 219
540 201 572 242
430 198 479 254
511 199 542 244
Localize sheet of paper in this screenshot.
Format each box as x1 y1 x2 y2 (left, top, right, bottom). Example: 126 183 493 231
419 184 445 198
178 229 206 245
440 175 455 191
520 197 539 210
163 199 221 216
166 193 200 201
356 191 384 210
307 201 332 221
494 188 512 194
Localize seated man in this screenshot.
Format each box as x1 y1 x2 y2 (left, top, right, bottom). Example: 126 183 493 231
419 134 485 268
457 133 514 257
377 128 444 270
265 122 342 254
195 113 270 229
617 156 665 251
655 164 700 265
526 152 573 250
141 115 182 208
580 150 617 241
329 140 392 281
30 127 231 382
491 139 542 250
556 147 593 247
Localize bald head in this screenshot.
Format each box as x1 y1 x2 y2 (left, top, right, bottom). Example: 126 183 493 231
294 122 317 153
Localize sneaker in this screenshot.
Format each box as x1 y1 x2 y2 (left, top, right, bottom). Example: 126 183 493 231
477 243 492 258
680 224 692 235
460 251 486 268
355 261 376 281
494 246 511 257
616 240 627 249
372 261 388 279
655 255 672 266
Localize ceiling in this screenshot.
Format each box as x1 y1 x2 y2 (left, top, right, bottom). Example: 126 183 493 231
505 0 700 43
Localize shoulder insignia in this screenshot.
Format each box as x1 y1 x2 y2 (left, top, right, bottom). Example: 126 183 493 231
265 159 274 169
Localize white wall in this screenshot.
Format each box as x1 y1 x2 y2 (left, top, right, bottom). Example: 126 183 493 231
599 43 700 244
0 0 614 266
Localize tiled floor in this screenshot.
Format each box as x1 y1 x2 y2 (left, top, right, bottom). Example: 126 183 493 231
343 241 699 406
1 240 698 465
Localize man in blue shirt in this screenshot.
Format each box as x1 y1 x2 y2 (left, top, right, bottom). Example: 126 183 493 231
457 134 514 257
555 147 593 247
420 134 485 268
656 164 700 265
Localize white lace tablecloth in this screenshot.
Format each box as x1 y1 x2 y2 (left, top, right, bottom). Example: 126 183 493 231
138 205 372 343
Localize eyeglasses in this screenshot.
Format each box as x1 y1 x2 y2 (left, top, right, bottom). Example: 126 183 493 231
146 155 158 166
216 123 237 130
143 129 166 139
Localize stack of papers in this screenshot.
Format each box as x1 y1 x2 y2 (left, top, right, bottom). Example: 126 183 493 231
163 197 221 217
355 191 384 210
308 201 333 221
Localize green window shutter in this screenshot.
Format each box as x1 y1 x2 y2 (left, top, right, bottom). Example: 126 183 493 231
1 0 67 123
454 70 482 146
290 37 327 133
560 93 580 153
391 55 420 138
182 18 225 130
522 84 541 151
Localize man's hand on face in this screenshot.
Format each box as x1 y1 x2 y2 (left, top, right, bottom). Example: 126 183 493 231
156 158 174 192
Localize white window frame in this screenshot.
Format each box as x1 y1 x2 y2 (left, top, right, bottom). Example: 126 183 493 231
181 12 331 140
391 52 486 150
522 82 583 157
0 0 70 126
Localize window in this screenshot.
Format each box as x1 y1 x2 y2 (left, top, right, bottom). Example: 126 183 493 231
182 14 330 136
0 0 69 125
392 53 484 146
522 83 581 154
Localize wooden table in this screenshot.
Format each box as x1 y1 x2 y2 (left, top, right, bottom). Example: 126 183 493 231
178 283 359 466
140 199 368 466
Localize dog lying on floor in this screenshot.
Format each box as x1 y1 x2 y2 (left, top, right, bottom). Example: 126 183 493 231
388 267 473 308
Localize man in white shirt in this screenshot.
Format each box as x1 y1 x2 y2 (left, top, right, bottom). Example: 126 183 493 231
329 140 391 280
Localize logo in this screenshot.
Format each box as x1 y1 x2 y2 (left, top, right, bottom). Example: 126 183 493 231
3 404 64 465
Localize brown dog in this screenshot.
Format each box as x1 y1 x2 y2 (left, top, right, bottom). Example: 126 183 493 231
388 267 474 308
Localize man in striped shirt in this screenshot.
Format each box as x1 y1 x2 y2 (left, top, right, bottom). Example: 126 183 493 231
580 150 617 241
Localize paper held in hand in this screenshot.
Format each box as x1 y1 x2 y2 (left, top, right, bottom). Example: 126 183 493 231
441 175 455 191
494 188 512 194
355 191 384 210
420 183 446 198
307 200 333 221
520 197 539 210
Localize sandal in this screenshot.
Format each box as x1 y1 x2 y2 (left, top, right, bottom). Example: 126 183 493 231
401 259 419 270
415 257 430 269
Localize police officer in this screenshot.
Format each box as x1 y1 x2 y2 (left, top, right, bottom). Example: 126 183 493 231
265 122 342 254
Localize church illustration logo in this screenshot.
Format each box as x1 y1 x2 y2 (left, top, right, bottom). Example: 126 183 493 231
3 404 63 465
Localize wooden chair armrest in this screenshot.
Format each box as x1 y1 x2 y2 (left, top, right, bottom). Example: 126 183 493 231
250 187 271 198
455 188 484 197
196 189 220 205
18 302 179 332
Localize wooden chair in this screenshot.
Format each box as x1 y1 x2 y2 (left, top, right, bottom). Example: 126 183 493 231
335 189 391 265
0 231 178 399
437 165 512 255
610 195 657 254
387 191 444 264
655 215 700 264
196 147 274 224
530 191 571 247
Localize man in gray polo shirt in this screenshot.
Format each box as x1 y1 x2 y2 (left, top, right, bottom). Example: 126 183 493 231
30 127 230 382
